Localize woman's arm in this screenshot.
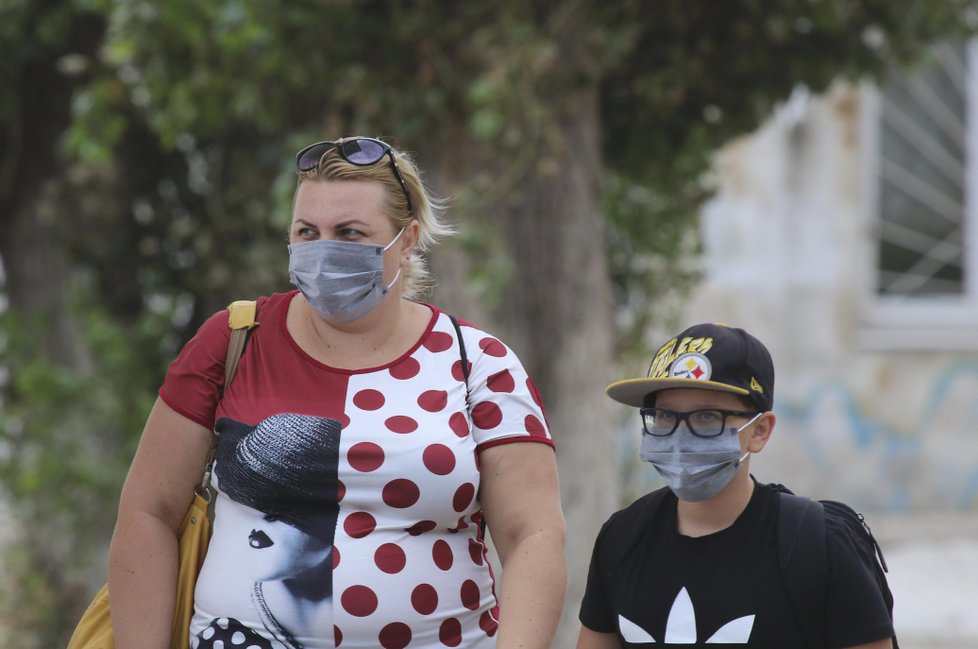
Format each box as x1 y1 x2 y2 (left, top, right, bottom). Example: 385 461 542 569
107 398 214 649
479 442 566 649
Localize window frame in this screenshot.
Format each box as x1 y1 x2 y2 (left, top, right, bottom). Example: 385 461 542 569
858 39 978 350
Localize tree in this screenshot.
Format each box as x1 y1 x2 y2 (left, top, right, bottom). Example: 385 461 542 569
2 0 975 645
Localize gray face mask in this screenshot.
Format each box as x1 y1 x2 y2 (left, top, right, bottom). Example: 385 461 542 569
288 228 404 323
639 412 762 502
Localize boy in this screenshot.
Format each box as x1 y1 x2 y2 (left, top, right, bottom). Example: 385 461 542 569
577 323 895 648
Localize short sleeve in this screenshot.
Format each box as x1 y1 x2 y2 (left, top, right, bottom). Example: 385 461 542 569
158 308 230 429
578 518 618 633
459 325 554 451
824 518 895 648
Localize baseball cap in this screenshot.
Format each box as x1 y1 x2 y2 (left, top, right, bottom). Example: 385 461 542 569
606 323 774 411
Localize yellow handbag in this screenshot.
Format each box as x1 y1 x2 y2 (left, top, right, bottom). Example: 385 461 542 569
66 491 211 649
66 301 258 649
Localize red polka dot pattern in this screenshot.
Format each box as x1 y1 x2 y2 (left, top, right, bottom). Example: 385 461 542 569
423 331 454 352
478 337 507 357
439 618 462 646
525 414 546 438
348 442 384 472
185 312 558 646
460 579 481 610
527 377 544 408
379 622 412 649
468 538 484 566
385 415 419 433
382 479 421 508
341 585 378 617
344 512 377 539
471 401 502 429
352 389 385 411
449 412 469 437
389 357 421 379
411 583 439 615
480 610 499 637
453 483 475 513
432 539 454 571
374 543 406 574
450 360 472 382
406 520 437 536
486 369 515 393
423 444 456 475
417 389 448 412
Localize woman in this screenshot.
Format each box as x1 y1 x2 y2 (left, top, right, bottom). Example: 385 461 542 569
107 136 566 649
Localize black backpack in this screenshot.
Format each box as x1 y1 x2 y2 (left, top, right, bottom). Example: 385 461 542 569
599 484 897 648
775 485 898 649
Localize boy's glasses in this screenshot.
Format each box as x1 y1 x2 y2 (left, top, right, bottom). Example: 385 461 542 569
295 137 413 212
640 407 759 438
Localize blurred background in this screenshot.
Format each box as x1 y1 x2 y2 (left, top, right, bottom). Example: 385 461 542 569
3 1 978 647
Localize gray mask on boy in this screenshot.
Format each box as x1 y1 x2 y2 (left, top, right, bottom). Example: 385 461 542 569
639 412 761 502
288 228 404 323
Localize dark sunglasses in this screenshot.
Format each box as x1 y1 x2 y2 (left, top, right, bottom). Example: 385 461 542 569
295 137 413 212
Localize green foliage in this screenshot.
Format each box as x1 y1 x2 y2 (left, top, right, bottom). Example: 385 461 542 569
3 0 978 644
0 277 175 647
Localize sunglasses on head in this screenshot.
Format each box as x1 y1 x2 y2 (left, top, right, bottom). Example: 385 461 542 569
295 137 413 212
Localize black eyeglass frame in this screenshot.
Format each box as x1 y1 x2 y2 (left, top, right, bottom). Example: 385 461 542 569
295 137 413 213
640 407 760 438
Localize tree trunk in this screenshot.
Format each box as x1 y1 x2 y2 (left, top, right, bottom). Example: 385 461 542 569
429 84 618 644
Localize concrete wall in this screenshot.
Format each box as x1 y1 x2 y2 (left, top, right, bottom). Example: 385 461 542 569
678 83 978 514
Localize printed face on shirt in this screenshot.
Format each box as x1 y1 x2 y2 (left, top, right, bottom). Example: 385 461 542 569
219 496 333 581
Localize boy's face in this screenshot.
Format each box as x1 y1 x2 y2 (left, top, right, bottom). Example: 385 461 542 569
653 388 761 454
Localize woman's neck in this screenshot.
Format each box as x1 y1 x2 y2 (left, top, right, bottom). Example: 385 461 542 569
289 294 430 369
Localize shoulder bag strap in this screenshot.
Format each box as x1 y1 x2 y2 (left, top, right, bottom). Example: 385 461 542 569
199 300 259 494
448 314 470 386
224 299 260 385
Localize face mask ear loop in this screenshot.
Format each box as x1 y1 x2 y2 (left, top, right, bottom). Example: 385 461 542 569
382 227 406 252
383 266 403 293
382 228 406 293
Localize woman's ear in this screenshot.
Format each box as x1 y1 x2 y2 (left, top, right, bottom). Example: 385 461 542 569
747 411 776 453
400 220 420 263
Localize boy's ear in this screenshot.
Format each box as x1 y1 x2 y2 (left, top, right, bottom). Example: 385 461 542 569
747 411 775 453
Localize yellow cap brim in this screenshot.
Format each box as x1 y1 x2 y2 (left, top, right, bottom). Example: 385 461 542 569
605 377 750 407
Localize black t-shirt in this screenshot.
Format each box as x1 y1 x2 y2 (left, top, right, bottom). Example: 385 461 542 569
579 483 894 648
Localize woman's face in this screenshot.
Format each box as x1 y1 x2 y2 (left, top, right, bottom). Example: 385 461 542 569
290 180 410 286
291 180 398 245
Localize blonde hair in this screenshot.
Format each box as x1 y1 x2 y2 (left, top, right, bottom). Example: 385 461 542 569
295 138 453 300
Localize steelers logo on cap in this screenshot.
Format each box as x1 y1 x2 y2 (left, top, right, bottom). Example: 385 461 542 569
669 353 712 381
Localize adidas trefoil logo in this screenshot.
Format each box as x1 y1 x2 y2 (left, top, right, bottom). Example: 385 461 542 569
618 587 755 644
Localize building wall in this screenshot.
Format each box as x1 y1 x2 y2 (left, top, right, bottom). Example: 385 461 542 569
681 83 978 513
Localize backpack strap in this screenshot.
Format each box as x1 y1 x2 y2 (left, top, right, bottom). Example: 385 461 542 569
777 491 828 649
224 300 259 385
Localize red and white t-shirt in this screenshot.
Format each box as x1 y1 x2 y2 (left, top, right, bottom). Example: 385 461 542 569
160 291 553 649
